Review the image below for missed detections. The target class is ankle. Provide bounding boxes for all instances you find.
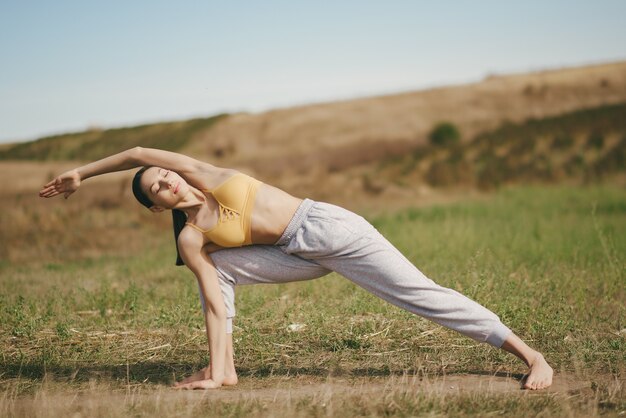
[527,351,544,367]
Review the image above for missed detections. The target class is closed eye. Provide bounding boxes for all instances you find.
[152,170,169,193]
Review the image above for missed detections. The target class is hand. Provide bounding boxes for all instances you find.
[173,367,210,387]
[39,169,81,199]
[174,378,222,390]
[174,363,238,389]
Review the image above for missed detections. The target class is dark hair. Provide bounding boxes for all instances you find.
[132,167,186,266]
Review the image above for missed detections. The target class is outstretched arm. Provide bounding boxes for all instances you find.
[39,147,215,199]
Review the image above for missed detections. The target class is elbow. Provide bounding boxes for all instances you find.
[129,146,144,166]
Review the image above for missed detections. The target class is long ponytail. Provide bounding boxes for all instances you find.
[172,209,187,266]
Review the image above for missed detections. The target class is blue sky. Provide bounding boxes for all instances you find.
[1,1,625,143]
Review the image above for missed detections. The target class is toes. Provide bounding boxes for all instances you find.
[523,379,538,390]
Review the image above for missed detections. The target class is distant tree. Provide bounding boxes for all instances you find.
[429,122,460,147]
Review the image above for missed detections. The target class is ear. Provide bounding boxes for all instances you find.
[149,206,165,213]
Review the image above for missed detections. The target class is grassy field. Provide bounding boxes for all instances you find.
[0,184,624,416]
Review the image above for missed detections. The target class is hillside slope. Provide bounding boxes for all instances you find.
[376,102,626,190]
[184,61,626,175]
[2,61,625,207]
[0,115,226,161]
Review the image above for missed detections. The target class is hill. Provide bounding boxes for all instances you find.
[1,61,625,202]
[183,61,626,175]
[0,115,226,161]
[375,102,626,191]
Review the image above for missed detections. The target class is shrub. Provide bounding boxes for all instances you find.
[585,132,605,150]
[591,135,626,176]
[563,153,586,176]
[429,122,460,147]
[550,135,574,150]
[425,159,472,187]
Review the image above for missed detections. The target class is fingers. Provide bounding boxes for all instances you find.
[173,382,197,390]
[39,188,61,198]
[39,184,58,196]
[40,190,59,198]
[174,376,195,386]
[39,182,70,198]
[173,379,220,390]
[172,367,210,389]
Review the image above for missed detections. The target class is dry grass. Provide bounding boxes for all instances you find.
[0,178,624,416]
[1,61,625,415]
[183,61,626,169]
[2,372,622,417]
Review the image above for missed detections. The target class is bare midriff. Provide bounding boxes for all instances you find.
[249,183,303,244]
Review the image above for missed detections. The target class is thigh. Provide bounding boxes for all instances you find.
[202,245,330,327]
[210,244,332,286]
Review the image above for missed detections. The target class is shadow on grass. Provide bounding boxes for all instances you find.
[0,361,526,386]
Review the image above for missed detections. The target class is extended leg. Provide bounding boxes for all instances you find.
[278,200,552,388]
[278,201,512,347]
[314,229,512,347]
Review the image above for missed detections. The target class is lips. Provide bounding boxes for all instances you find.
[174,182,179,194]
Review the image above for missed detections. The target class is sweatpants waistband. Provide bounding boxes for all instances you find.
[276,198,316,246]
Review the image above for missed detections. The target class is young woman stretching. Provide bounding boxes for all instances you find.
[39,147,553,390]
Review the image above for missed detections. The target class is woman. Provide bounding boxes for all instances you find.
[39,147,553,390]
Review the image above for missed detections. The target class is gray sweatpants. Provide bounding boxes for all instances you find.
[204,199,512,348]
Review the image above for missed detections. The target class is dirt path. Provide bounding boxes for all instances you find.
[9,372,596,408]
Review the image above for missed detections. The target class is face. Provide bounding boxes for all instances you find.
[140,167,189,211]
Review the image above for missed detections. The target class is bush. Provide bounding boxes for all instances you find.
[429,122,460,147]
[585,132,605,150]
[550,135,574,150]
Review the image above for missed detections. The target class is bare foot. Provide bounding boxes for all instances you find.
[522,352,553,390]
[174,367,238,388]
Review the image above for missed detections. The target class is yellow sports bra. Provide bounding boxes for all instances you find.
[185,173,262,247]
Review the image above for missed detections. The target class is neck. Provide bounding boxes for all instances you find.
[172,186,207,219]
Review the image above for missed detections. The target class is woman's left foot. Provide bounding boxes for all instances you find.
[522,352,553,390]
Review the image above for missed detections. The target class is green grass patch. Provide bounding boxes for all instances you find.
[0,184,624,416]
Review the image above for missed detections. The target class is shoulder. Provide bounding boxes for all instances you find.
[177,227,205,265]
[204,168,242,189]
